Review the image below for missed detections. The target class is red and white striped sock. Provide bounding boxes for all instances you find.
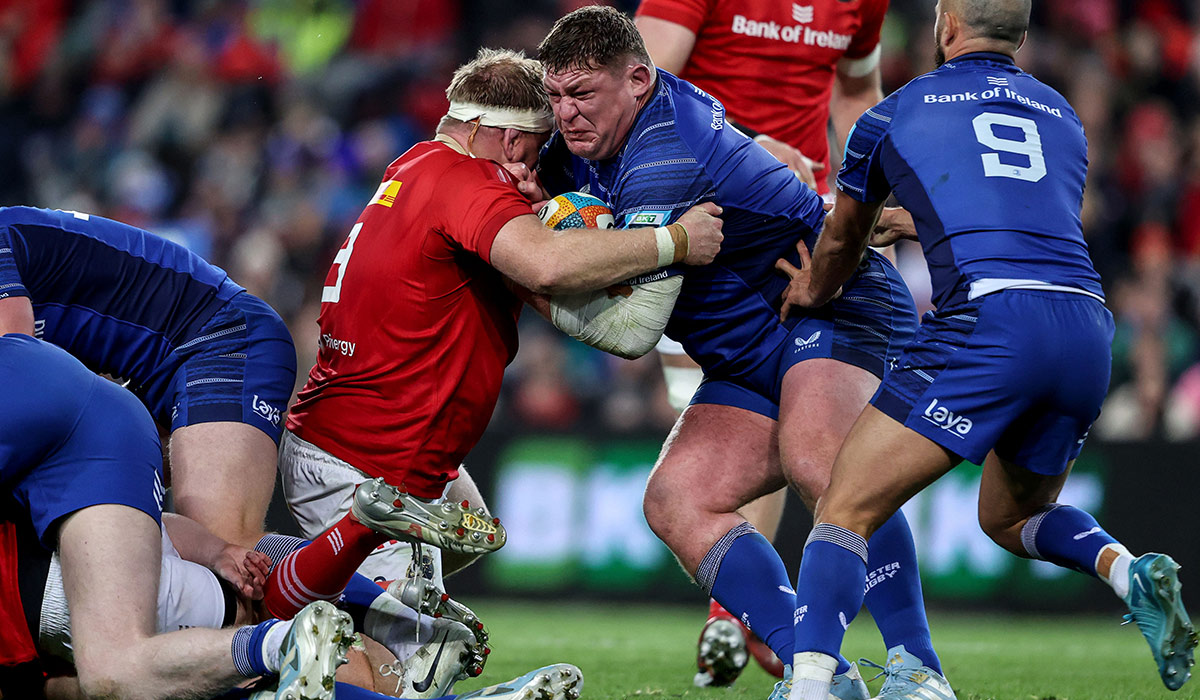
[263,511,387,619]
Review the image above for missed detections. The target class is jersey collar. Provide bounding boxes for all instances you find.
[946,52,1017,66]
[432,133,469,156]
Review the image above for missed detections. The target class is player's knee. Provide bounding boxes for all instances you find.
[977,510,1024,555]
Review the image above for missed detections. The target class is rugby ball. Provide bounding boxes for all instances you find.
[538,191,615,230]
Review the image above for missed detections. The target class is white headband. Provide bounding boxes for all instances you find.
[446,101,554,133]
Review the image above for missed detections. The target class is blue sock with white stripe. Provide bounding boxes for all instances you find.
[862,511,941,673]
[230,618,291,677]
[793,524,868,664]
[699,522,797,664]
[1021,503,1117,577]
[339,572,388,630]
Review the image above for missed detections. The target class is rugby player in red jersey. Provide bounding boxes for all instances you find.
[261,49,723,633]
[634,0,913,686]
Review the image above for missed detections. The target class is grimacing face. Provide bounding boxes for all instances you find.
[544,62,647,161]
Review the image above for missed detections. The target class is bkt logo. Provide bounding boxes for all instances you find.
[922,398,972,437]
[794,331,822,352]
[252,394,281,426]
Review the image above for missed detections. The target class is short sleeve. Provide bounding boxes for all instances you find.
[845,0,889,59]
[436,160,534,264]
[0,227,29,301]
[634,0,714,35]
[836,91,899,203]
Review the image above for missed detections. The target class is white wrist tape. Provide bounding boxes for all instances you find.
[550,276,684,359]
[654,226,676,268]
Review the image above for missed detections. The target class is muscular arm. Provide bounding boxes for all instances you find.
[489,205,719,295]
[635,16,696,75]
[780,191,885,316]
[830,62,884,154]
[0,296,34,335]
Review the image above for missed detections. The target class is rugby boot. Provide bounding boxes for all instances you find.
[457,664,583,700]
[694,607,748,686]
[389,576,491,679]
[860,645,956,700]
[767,663,870,700]
[1121,553,1198,690]
[352,477,506,555]
[378,618,479,699]
[275,601,354,700]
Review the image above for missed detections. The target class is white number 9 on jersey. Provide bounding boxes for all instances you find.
[972,112,1047,183]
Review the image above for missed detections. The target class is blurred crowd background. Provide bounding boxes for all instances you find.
[2,0,1199,441]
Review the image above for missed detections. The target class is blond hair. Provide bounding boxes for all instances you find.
[440,48,549,131]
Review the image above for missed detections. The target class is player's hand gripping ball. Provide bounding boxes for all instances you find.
[538,192,615,230]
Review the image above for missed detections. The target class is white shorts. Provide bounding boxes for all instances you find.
[278,430,443,587]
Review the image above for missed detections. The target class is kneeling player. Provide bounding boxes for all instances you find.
[0,333,347,700]
[779,1,1197,695]
[0,206,297,550]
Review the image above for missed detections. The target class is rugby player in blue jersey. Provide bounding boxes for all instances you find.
[532,7,952,698]
[0,334,347,700]
[0,206,295,549]
[776,0,1198,696]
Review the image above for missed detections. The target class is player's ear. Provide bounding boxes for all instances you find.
[1015,30,1028,53]
[628,62,654,100]
[501,128,522,162]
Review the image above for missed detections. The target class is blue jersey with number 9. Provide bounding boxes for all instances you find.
[837,52,1103,309]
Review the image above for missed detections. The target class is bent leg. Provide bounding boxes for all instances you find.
[170,421,278,548]
[792,406,955,691]
[644,404,796,662]
[60,504,249,700]
[778,359,941,672]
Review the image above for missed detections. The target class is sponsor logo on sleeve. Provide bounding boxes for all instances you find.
[629,211,669,226]
[369,180,403,207]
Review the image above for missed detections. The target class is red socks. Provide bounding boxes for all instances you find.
[263,512,388,619]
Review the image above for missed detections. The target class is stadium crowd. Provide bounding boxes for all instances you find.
[2,0,1199,439]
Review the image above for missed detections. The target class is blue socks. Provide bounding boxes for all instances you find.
[793,524,868,663]
[862,511,941,673]
[700,522,798,664]
[230,619,284,677]
[1021,503,1118,577]
[338,572,388,630]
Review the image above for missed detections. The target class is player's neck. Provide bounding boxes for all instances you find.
[943,37,1017,64]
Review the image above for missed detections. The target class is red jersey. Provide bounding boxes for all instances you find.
[287,139,532,498]
[636,0,888,194]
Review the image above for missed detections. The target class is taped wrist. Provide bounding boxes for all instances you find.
[550,276,684,359]
[653,223,689,267]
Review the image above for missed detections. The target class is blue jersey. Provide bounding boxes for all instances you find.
[540,69,827,377]
[838,53,1103,309]
[0,207,244,390]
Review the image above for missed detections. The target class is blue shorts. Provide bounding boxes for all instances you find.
[0,335,164,548]
[872,290,1115,475]
[692,251,918,420]
[144,292,296,443]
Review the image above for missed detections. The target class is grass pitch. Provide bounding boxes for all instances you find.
[449,602,1197,700]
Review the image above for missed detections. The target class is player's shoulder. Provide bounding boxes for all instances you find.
[626,71,726,160]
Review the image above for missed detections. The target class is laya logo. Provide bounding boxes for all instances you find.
[922,398,972,437]
[630,211,668,226]
[252,394,281,426]
[792,4,814,23]
[794,330,822,352]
